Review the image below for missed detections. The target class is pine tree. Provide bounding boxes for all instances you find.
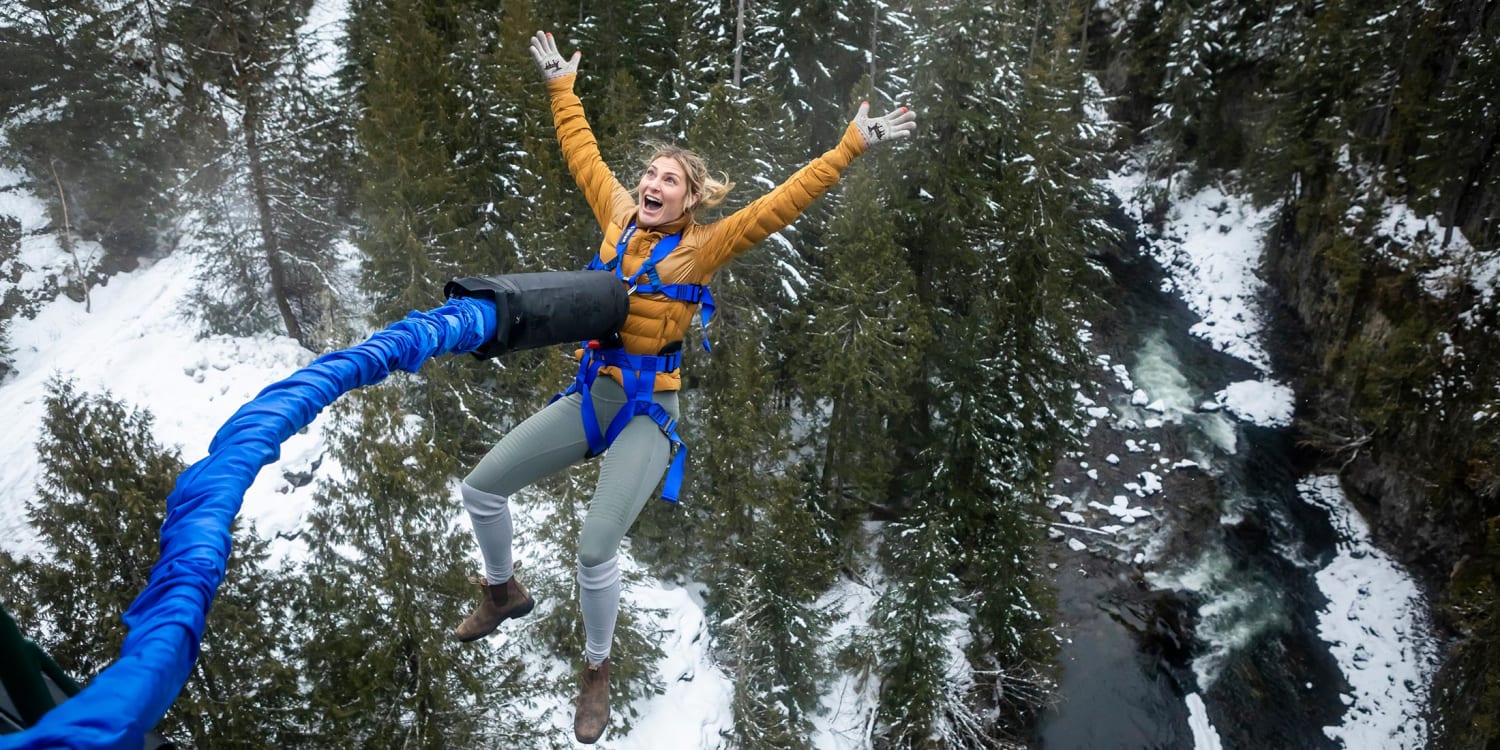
[716,488,837,749]
[870,516,1007,749]
[861,0,1102,741]
[559,0,684,110]
[172,0,351,348]
[0,379,300,745]
[0,1,182,260]
[1140,0,1236,181]
[664,0,736,134]
[0,380,183,676]
[679,323,838,746]
[688,79,810,318]
[1409,0,1500,248]
[294,384,548,747]
[348,0,566,463]
[764,0,892,147]
[788,166,930,554]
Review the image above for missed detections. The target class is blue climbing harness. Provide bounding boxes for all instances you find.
[555,223,716,502]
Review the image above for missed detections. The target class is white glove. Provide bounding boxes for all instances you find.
[852,101,917,148]
[529,31,581,82]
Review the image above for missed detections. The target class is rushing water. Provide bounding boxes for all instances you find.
[1036,247,1356,749]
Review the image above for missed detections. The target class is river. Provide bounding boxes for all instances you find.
[1035,190,1437,749]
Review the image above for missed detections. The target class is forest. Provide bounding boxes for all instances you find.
[0,0,1495,748]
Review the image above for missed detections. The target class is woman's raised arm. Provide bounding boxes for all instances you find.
[529,31,634,231]
[703,101,917,268]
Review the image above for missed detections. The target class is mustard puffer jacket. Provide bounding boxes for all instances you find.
[546,74,868,391]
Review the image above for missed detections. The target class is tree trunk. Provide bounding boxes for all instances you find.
[1446,122,1498,247]
[49,159,90,312]
[734,0,747,88]
[241,84,306,347]
[821,393,843,495]
[142,0,169,80]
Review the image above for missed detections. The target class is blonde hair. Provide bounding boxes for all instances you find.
[640,143,734,217]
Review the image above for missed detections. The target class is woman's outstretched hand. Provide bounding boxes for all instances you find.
[529,31,581,82]
[852,101,917,149]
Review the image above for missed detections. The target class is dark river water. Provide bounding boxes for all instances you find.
[1034,240,1354,750]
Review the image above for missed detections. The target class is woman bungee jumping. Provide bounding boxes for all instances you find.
[453,29,916,744]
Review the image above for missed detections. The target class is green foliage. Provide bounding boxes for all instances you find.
[770,0,888,146]
[872,516,999,750]
[349,0,558,460]
[0,379,181,676]
[560,0,682,108]
[167,530,304,747]
[788,167,929,547]
[0,379,300,745]
[0,2,183,258]
[718,563,828,749]
[857,0,1097,741]
[294,384,546,747]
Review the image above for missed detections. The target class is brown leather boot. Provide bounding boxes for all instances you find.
[452,571,534,642]
[573,658,611,744]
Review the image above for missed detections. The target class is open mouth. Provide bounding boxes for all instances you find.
[643,196,662,211]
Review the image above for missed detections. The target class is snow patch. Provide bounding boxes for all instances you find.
[1107,168,1279,373]
[1216,379,1295,428]
[1299,475,1437,749]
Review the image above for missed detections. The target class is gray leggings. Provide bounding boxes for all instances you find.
[464,377,679,566]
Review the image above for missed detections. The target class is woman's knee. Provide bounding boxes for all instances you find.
[460,481,509,517]
[576,530,619,569]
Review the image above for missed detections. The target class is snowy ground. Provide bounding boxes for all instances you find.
[1298,475,1437,749]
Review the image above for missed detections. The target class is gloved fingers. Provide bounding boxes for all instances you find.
[855,100,871,121]
[534,31,559,57]
[881,107,917,139]
[530,30,579,80]
[880,107,916,128]
[529,31,550,58]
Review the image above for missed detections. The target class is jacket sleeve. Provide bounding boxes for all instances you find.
[699,123,868,270]
[546,75,636,231]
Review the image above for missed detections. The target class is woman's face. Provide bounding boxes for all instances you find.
[636,157,693,227]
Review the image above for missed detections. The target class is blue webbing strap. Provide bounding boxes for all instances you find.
[0,298,498,750]
[588,224,713,351]
[551,346,688,502]
[569,222,707,501]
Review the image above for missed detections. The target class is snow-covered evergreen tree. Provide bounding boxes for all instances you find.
[294,385,550,747]
[174,0,353,349]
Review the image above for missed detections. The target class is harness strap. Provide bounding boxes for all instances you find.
[551,345,688,503]
[589,224,715,352]
[561,222,716,502]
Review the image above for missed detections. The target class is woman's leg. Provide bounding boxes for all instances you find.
[462,393,597,584]
[571,386,679,741]
[575,389,680,665]
[456,392,619,642]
